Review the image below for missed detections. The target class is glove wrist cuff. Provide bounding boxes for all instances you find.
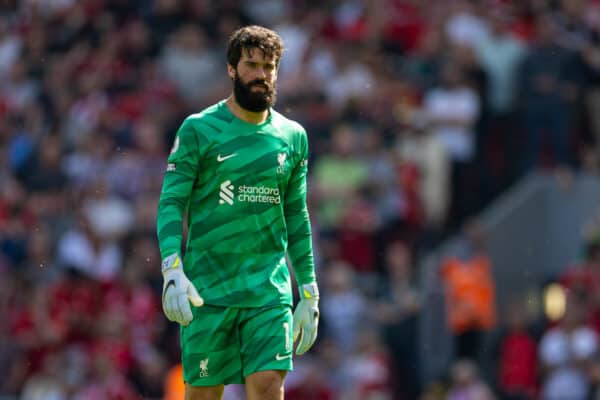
[300,282,319,300]
[161,253,181,274]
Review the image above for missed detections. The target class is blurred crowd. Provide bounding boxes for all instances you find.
[2,0,600,399]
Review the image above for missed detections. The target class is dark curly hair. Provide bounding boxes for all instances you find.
[226,25,284,68]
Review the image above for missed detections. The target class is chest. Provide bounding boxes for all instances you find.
[203,130,295,185]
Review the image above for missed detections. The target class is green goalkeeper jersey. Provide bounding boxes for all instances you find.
[157,100,315,308]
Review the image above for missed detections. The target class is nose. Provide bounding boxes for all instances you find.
[256,66,267,79]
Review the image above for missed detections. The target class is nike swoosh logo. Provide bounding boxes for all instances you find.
[275,353,292,361]
[217,153,237,162]
[162,280,176,302]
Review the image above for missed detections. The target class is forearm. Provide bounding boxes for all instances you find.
[156,194,186,259]
[286,209,316,285]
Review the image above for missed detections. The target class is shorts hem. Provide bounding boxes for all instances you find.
[242,364,293,379]
[184,377,244,386]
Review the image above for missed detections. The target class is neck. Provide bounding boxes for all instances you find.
[226,95,269,124]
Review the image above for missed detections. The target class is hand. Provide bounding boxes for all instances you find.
[161,254,204,326]
[293,282,320,355]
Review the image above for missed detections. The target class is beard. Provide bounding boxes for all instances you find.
[233,73,277,112]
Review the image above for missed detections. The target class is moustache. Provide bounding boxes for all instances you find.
[249,81,270,90]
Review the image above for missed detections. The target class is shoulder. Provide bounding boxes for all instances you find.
[183,101,234,135]
[271,110,309,159]
[271,109,307,138]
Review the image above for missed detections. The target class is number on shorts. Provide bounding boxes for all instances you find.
[283,322,290,351]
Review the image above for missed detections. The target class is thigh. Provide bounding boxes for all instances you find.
[185,383,224,400]
[181,305,243,386]
[239,305,293,378]
[245,370,287,400]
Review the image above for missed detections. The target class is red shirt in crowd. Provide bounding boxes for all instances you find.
[498,331,538,397]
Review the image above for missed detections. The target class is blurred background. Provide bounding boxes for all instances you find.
[3,0,600,399]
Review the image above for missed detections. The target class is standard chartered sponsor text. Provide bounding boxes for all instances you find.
[237,184,281,204]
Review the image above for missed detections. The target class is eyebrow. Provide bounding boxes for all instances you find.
[243,59,277,67]
[242,48,278,65]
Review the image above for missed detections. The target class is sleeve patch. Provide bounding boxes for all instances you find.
[170,136,180,154]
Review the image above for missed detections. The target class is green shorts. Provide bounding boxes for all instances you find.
[180,304,293,386]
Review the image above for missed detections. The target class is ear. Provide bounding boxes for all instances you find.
[227,63,236,80]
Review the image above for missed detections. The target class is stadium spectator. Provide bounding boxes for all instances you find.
[423,60,481,227]
[539,293,599,400]
[517,13,581,171]
[159,24,222,104]
[491,300,539,400]
[560,240,600,334]
[440,219,497,361]
[285,358,335,400]
[312,123,369,233]
[447,358,496,400]
[373,239,422,398]
[320,260,368,353]
[395,113,450,236]
[475,7,525,196]
[336,329,392,400]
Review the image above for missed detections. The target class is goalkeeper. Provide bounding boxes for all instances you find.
[156,25,319,400]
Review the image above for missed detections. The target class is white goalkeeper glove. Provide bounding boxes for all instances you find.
[161,253,204,326]
[293,282,320,355]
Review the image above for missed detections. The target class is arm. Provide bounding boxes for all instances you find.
[285,128,319,355]
[156,118,204,325]
[284,131,316,287]
[157,118,199,259]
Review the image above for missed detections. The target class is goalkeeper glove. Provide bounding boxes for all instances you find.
[293,282,320,355]
[161,253,204,326]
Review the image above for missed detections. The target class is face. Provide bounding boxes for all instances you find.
[228,47,278,112]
